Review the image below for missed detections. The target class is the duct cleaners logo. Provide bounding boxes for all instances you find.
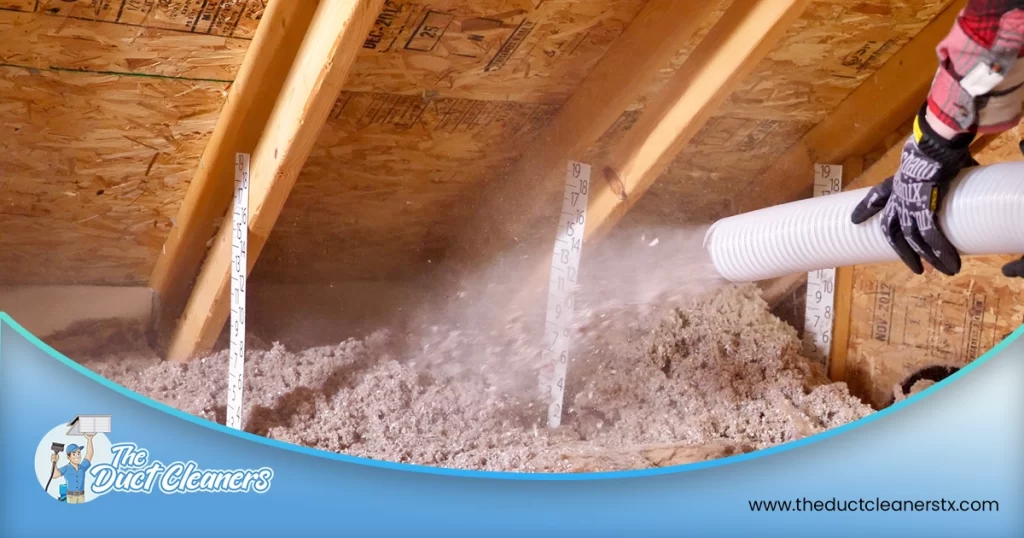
[35,415,274,503]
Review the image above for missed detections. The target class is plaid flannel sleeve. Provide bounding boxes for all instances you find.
[928,0,1024,134]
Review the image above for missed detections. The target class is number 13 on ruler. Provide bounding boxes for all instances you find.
[546,161,590,428]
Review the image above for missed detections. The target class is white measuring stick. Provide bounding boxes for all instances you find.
[545,161,591,428]
[226,153,250,430]
[802,163,843,366]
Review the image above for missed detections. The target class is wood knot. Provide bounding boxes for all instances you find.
[602,166,627,202]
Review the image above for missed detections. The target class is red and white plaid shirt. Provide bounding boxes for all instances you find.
[929,0,1024,134]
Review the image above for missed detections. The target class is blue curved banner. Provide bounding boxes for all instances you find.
[1,311,1021,536]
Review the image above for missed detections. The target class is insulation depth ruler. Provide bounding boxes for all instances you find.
[803,163,843,366]
[545,161,591,428]
[227,153,250,430]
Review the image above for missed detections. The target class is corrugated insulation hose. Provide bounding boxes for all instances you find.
[704,161,1024,282]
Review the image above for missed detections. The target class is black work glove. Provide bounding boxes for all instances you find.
[1003,257,1024,277]
[851,105,977,276]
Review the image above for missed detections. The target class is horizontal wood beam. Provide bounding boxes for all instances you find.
[447,0,719,271]
[733,0,967,214]
[166,0,386,362]
[585,0,811,244]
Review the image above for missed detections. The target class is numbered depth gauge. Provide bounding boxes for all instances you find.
[227,153,250,430]
[545,161,590,428]
[803,164,842,366]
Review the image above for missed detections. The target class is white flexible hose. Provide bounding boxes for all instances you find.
[704,161,1024,282]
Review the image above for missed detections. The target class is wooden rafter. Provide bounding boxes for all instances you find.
[733,0,967,214]
[166,0,386,362]
[500,0,812,313]
[845,132,1005,193]
[149,1,320,327]
[446,0,719,270]
[584,0,812,244]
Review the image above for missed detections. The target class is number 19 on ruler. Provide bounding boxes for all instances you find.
[802,164,842,365]
[545,161,590,428]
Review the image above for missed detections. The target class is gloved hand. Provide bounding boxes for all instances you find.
[1003,257,1024,278]
[851,106,977,276]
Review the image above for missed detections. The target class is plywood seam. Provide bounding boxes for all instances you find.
[0,62,234,84]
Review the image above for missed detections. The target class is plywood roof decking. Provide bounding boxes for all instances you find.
[1,0,958,285]
[847,255,1024,407]
[0,0,252,284]
[1,0,644,284]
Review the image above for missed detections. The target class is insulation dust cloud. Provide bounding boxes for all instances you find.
[46,226,873,473]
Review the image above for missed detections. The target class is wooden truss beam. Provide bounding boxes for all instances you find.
[447,0,719,270]
[845,131,1004,193]
[733,0,967,214]
[584,0,811,244]
[502,0,811,312]
[166,0,385,362]
[149,1,320,327]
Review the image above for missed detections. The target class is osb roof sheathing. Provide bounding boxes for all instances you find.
[0,0,956,285]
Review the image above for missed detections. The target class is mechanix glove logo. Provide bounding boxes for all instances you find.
[850,135,965,276]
